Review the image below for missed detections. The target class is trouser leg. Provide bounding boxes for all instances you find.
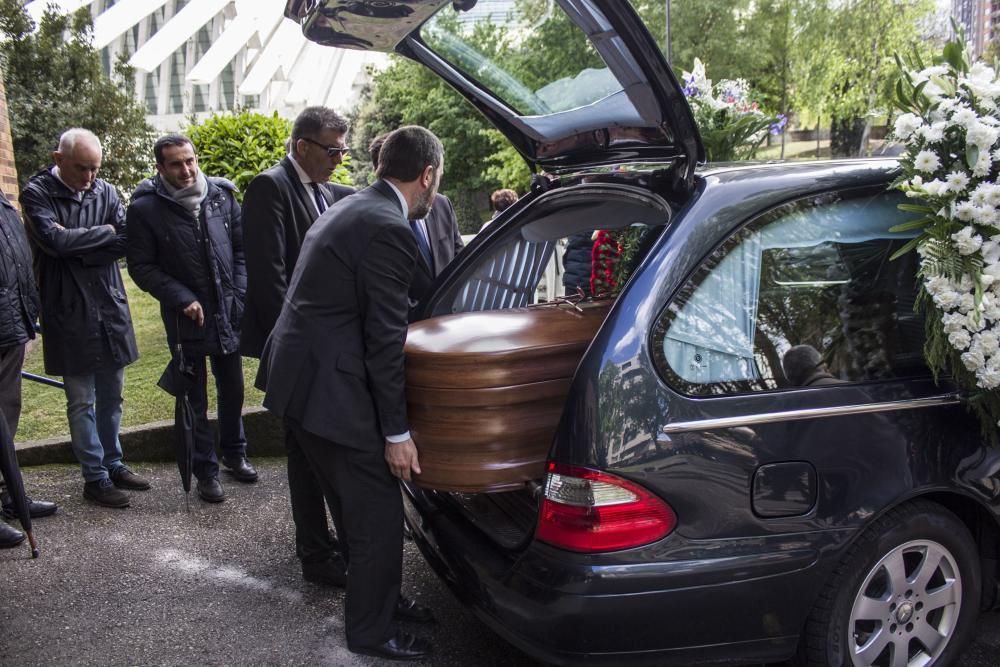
[290,421,402,648]
[0,343,26,438]
[284,424,338,564]
[93,366,125,473]
[186,355,218,481]
[63,374,107,482]
[210,351,246,460]
[0,343,25,495]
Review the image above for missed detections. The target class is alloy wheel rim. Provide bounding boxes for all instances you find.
[848,539,962,667]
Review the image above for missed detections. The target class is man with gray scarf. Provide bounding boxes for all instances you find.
[126,134,254,503]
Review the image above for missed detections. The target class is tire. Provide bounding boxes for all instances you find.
[798,500,981,666]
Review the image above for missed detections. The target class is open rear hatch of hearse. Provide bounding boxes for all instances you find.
[284,0,703,178]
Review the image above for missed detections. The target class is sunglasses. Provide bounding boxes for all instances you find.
[301,136,351,157]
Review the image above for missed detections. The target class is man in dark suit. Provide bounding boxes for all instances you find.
[369,133,463,278]
[241,107,353,586]
[258,126,440,661]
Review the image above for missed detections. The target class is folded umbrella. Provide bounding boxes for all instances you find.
[0,409,37,558]
[157,342,197,509]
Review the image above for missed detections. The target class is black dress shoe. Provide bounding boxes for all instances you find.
[197,477,226,503]
[394,595,435,623]
[302,554,347,587]
[1,492,57,519]
[348,631,432,661]
[222,455,258,483]
[0,521,25,548]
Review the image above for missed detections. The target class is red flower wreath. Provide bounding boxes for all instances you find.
[590,230,622,296]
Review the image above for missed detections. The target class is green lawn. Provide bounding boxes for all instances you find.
[757,138,894,161]
[18,270,265,441]
[758,139,830,160]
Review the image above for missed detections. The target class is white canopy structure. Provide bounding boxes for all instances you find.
[29,0,388,130]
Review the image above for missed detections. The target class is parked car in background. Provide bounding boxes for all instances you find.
[285,1,999,665]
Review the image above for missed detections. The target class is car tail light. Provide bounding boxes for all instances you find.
[536,462,676,553]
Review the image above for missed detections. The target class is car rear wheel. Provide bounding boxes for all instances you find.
[798,500,981,666]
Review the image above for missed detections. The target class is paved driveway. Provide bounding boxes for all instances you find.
[1,459,997,666]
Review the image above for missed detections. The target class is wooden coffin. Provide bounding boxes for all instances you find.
[405,300,612,493]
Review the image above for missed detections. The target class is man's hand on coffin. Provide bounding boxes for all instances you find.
[385,438,422,481]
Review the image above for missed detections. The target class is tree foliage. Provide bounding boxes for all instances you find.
[791,0,935,156]
[186,110,352,202]
[0,0,154,197]
[349,51,514,232]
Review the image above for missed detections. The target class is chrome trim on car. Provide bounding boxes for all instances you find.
[660,394,962,434]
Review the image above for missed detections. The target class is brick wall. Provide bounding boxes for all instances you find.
[0,74,20,210]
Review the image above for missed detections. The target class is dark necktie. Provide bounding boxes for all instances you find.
[310,182,327,214]
[409,219,433,269]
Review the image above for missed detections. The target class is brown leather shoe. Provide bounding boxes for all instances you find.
[109,467,151,491]
[83,479,129,508]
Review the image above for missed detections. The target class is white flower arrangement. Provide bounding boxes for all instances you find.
[890,35,1000,430]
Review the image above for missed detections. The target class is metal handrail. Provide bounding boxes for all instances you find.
[20,371,63,389]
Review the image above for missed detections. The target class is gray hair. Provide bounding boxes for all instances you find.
[375,126,443,182]
[58,128,102,155]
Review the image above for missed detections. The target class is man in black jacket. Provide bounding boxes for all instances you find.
[241,107,352,586]
[126,134,254,504]
[21,128,149,509]
[0,189,56,545]
[241,107,354,356]
[258,126,440,661]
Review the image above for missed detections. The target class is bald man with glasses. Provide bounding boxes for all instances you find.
[242,106,355,588]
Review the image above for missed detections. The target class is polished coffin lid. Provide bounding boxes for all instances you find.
[405,301,611,492]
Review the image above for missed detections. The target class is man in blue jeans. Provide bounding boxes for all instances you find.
[20,128,150,508]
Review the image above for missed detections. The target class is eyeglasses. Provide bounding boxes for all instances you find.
[300,136,350,157]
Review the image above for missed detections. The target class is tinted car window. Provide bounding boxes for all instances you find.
[652,189,930,395]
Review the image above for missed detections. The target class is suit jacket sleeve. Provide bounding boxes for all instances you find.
[445,196,464,255]
[125,203,199,310]
[356,223,419,438]
[243,174,288,332]
[20,186,121,260]
[328,183,355,203]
